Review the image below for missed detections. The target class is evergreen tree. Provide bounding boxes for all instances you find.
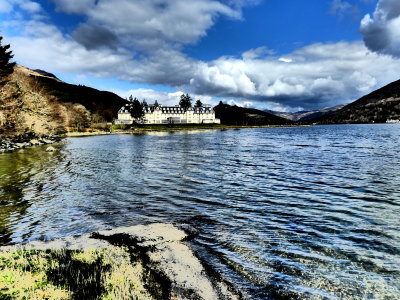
[128,95,134,102]
[129,97,144,120]
[179,93,192,111]
[142,99,148,109]
[154,100,159,107]
[195,99,203,108]
[0,36,16,86]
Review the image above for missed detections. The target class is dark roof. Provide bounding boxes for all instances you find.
[119,104,213,114]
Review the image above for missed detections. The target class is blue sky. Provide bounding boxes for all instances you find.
[1,0,400,111]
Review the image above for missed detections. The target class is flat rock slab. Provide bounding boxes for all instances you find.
[0,223,240,300]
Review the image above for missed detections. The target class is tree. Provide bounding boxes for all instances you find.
[154,100,159,107]
[128,95,134,102]
[0,36,16,86]
[179,93,192,111]
[142,99,148,109]
[128,97,144,121]
[195,99,202,108]
[68,103,91,131]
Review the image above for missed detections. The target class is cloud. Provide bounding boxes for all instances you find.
[330,0,359,20]
[278,57,292,63]
[226,99,253,107]
[189,41,400,109]
[330,0,351,14]
[0,0,12,13]
[52,0,96,14]
[0,0,42,14]
[242,46,275,60]
[360,0,400,57]
[18,0,41,13]
[51,0,241,52]
[73,24,118,50]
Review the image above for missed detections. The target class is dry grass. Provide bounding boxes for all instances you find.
[0,66,101,137]
[0,67,66,137]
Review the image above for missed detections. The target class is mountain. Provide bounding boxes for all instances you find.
[214,102,291,125]
[267,105,345,122]
[314,79,400,124]
[0,65,127,138]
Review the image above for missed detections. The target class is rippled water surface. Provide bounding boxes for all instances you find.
[1,124,400,299]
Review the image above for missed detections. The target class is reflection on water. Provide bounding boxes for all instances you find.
[0,146,65,244]
[1,125,400,299]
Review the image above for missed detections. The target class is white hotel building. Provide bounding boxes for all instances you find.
[116,104,220,125]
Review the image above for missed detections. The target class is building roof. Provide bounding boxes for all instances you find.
[119,104,213,114]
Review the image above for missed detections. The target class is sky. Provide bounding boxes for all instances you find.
[1,0,400,112]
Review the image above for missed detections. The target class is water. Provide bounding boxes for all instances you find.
[1,124,400,299]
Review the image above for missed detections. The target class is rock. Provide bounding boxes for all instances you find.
[41,139,54,144]
[29,139,41,146]
[45,146,56,152]
[0,223,241,300]
[15,143,28,149]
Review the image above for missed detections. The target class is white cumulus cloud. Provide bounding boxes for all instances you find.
[189,41,400,109]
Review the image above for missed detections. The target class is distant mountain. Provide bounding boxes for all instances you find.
[267,105,345,122]
[313,79,400,124]
[214,103,291,125]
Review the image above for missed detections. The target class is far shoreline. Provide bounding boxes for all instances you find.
[65,123,312,137]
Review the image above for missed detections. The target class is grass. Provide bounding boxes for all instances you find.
[0,247,154,299]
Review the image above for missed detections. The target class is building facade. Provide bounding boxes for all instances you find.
[116,104,220,124]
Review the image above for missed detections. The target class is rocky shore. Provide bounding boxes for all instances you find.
[0,223,242,300]
[0,135,60,153]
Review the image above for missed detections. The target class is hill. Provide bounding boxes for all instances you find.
[313,79,400,124]
[267,105,345,122]
[0,65,127,139]
[214,102,291,125]
[26,67,127,122]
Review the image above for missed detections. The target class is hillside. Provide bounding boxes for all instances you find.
[26,68,127,122]
[314,79,400,124]
[214,102,291,125]
[0,65,127,138]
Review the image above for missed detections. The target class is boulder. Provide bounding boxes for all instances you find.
[45,146,56,152]
[15,143,28,149]
[29,139,42,146]
[41,139,54,144]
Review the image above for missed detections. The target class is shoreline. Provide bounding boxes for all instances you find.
[0,223,243,300]
[66,123,311,137]
[0,135,60,153]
